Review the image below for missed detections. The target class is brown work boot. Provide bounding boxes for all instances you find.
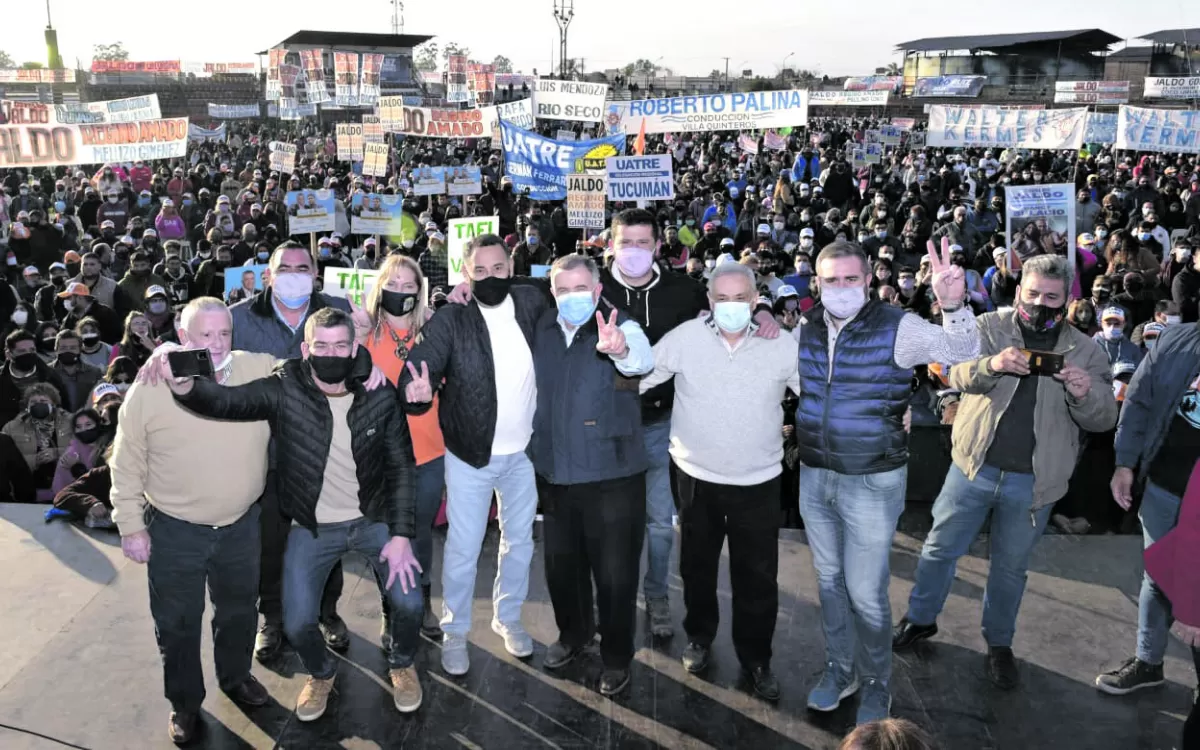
[390,666,423,713]
[296,676,336,722]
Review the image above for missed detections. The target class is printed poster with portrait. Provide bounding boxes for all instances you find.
[1004,183,1076,273]
[225,263,269,303]
[446,166,482,196]
[412,166,447,196]
[284,189,337,234]
[349,192,405,235]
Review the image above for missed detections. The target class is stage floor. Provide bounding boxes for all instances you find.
[0,503,1195,750]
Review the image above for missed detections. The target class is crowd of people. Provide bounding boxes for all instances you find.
[2,112,1200,748]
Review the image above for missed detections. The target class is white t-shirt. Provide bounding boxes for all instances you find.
[478,295,536,456]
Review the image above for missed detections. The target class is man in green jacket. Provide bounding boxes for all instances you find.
[892,254,1118,689]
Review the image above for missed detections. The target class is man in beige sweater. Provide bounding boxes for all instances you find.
[111,297,275,745]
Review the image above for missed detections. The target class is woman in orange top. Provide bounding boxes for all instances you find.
[361,254,446,641]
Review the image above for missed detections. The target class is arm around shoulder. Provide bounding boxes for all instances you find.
[173,371,282,422]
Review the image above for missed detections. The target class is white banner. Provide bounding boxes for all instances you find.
[207,103,261,119]
[323,268,379,307]
[1144,77,1200,100]
[926,105,1086,150]
[567,173,605,228]
[86,94,162,123]
[3,95,160,126]
[269,141,297,173]
[531,78,609,122]
[809,90,889,107]
[334,52,360,107]
[447,216,498,280]
[1053,80,1129,104]
[1115,105,1200,153]
[362,142,388,177]
[605,90,809,134]
[0,118,189,167]
[379,98,495,138]
[336,123,363,161]
[362,115,384,143]
[605,155,674,202]
[359,53,383,106]
[491,99,535,129]
[188,123,226,142]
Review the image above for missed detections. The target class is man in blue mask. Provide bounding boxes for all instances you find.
[527,254,652,695]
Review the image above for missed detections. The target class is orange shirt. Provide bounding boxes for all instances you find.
[365,324,446,466]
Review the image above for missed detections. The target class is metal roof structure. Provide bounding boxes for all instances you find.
[1136,29,1200,45]
[895,29,1121,53]
[1106,46,1155,61]
[261,31,433,54]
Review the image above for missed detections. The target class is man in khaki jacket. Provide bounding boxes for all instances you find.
[892,254,1117,689]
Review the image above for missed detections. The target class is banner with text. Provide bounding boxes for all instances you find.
[491,99,535,129]
[0,117,189,167]
[447,55,469,103]
[269,141,297,173]
[362,115,384,143]
[500,121,625,200]
[278,102,317,121]
[0,68,74,83]
[334,52,360,107]
[381,100,496,138]
[1144,77,1200,100]
[926,105,1087,149]
[605,90,809,134]
[412,167,447,196]
[187,123,225,142]
[323,268,379,307]
[567,173,605,228]
[1084,112,1117,144]
[447,216,498,279]
[266,49,285,100]
[336,123,363,161]
[285,189,336,234]
[300,49,329,104]
[91,60,179,74]
[763,131,787,151]
[606,155,674,202]
[1004,183,1076,272]
[1053,80,1130,104]
[913,76,986,98]
[446,166,482,196]
[359,53,383,106]
[531,79,609,123]
[737,133,758,154]
[810,90,889,107]
[2,95,160,126]
[844,76,902,92]
[1115,105,1200,153]
[207,103,260,119]
[349,192,404,235]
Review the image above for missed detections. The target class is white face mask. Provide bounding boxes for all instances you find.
[1165,315,1182,326]
[10,310,28,326]
[820,285,867,320]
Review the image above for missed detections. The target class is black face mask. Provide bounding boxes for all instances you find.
[1125,279,1145,295]
[309,354,355,384]
[29,402,53,420]
[57,352,80,366]
[473,276,512,307]
[11,351,39,371]
[75,427,101,444]
[381,289,418,317]
[81,333,100,347]
[1017,300,1065,333]
[1093,288,1111,303]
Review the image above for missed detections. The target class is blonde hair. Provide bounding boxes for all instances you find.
[366,254,428,339]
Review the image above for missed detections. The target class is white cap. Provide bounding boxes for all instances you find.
[719,237,735,247]
[800,228,815,238]
[716,252,736,265]
[756,223,771,234]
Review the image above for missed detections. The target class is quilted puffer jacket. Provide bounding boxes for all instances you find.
[173,347,416,538]
[400,285,550,469]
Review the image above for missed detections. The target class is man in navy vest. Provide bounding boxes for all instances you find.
[530,254,654,696]
[797,238,979,725]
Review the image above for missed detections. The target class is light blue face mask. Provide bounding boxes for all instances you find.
[556,290,597,326]
[713,301,752,333]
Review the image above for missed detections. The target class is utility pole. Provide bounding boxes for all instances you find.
[45,0,63,103]
[722,57,730,92]
[553,0,574,79]
[390,0,404,34]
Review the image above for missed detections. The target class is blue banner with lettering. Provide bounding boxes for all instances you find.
[500,121,625,200]
[1084,112,1117,144]
[913,76,986,98]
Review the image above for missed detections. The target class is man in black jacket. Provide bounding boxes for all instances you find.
[0,329,70,426]
[400,233,549,677]
[164,307,425,721]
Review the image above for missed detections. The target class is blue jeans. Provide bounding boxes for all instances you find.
[282,517,423,676]
[642,418,674,600]
[799,465,906,684]
[1138,479,1183,664]
[441,450,538,638]
[906,463,1052,648]
[414,457,446,588]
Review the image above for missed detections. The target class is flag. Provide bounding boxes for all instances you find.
[633,118,646,156]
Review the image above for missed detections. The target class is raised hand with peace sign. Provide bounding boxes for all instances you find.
[347,296,374,341]
[595,310,628,359]
[926,236,967,310]
[404,360,433,403]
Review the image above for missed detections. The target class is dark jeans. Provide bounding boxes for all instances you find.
[282,518,424,676]
[673,462,780,667]
[258,469,342,627]
[146,504,261,714]
[540,472,646,669]
[414,457,446,588]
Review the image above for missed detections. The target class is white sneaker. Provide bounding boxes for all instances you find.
[441,634,470,676]
[491,620,533,658]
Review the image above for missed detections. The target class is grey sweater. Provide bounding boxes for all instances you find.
[641,318,800,486]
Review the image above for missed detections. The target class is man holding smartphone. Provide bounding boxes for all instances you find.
[893,254,1117,690]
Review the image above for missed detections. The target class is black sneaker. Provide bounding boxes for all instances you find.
[682,642,710,674]
[892,617,938,651]
[599,668,630,696]
[1095,657,1165,695]
[254,623,283,663]
[746,665,780,702]
[320,614,350,652]
[544,641,584,670]
[986,647,1019,690]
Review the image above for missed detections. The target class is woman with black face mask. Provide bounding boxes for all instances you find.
[2,383,73,496]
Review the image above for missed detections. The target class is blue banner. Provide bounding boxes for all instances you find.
[1084,112,1117,144]
[284,189,337,234]
[349,192,406,236]
[500,121,624,200]
[913,76,986,98]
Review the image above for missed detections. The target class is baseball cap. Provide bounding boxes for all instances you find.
[363,237,378,247]
[216,195,230,204]
[776,284,799,300]
[431,232,446,242]
[251,203,263,211]
[58,282,92,299]
[92,382,121,406]
[1101,306,1126,323]
[49,262,67,272]
[64,250,82,263]
[1078,232,1095,246]
[992,247,1009,259]
[161,198,174,207]
[716,252,736,265]
[425,221,438,231]
[719,238,735,247]
[1143,321,1166,339]
[756,223,770,234]
[100,219,115,229]
[703,221,716,231]
[799,228,815,238]
[22,265,39,277]
[729,187,740,198]
[142,228,157,238]
[318,236,334,246]
[145,285,168,300]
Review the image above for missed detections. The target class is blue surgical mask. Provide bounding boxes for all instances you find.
[556,291,597,326]
[1138,232,1152,241]
[713,301,752,333]
[528,236,539,245]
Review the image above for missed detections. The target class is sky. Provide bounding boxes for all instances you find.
[4,0,1199,79]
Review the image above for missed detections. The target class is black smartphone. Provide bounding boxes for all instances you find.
[1022,349,1064,377]
[167,349,215,379]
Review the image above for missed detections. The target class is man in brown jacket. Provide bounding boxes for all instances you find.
[892,254,1118,689]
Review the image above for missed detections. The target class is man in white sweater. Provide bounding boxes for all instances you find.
[639,262,799,702]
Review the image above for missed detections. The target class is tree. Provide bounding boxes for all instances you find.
[621,59,659,77]
[0,50,15,69]
[20,61,44,69]
[885,62,901,76]
[441,42,470,66]
[491,55,513,74]
[414,41,438,71]
[92,42,129,62]
[708,69,722,79]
